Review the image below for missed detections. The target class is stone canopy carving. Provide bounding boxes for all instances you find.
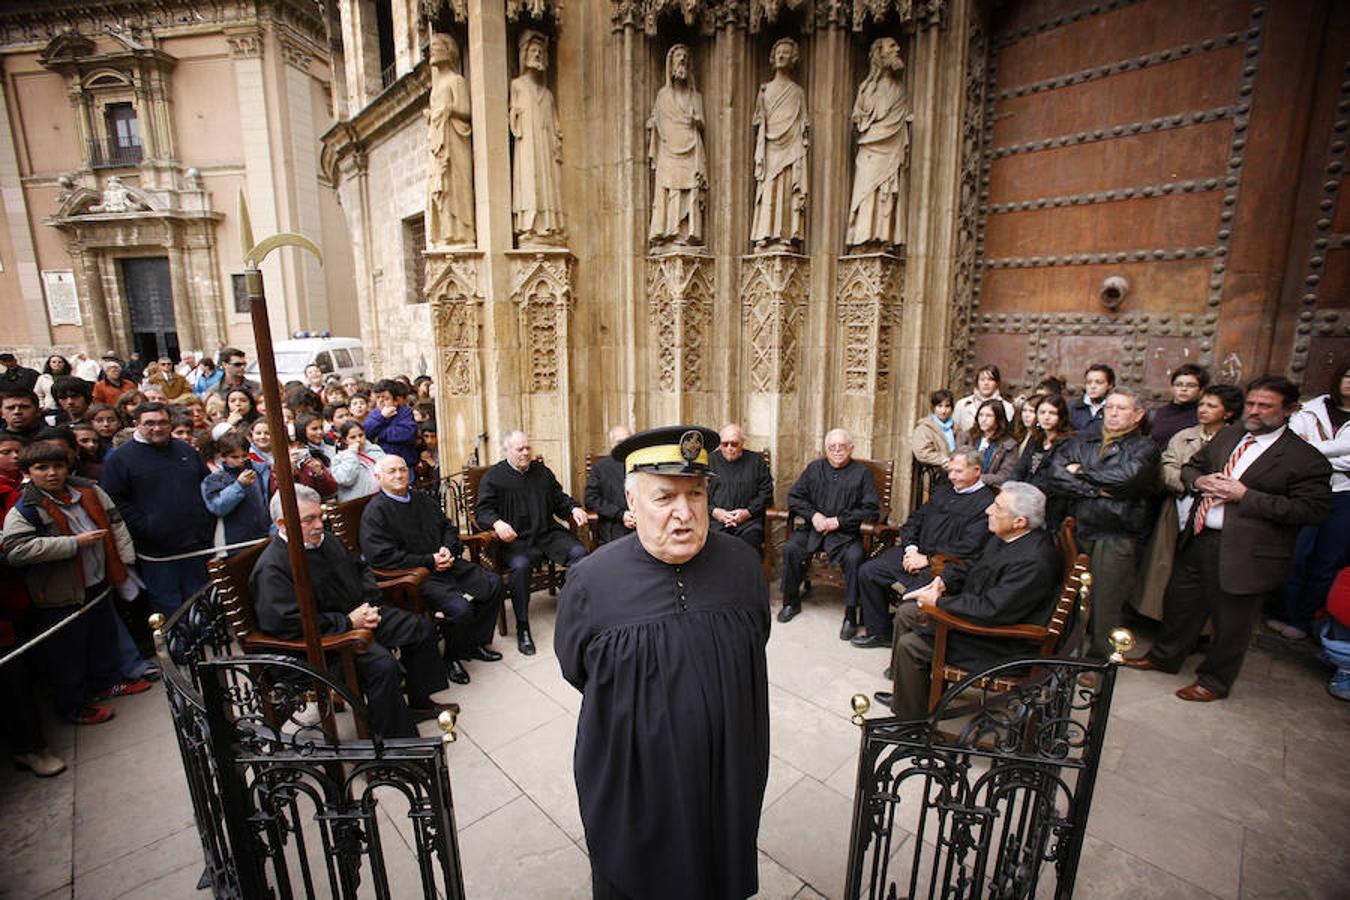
[751,38,808,251]
[847,36,913,250]
[426,33,475,248]
[648,44,707,250]
[509,30,566,248]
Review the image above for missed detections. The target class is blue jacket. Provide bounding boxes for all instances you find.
[201,460,272,547]
[100,437,214,557]
[363,405,418,469]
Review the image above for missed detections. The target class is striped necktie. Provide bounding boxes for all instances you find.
[1193,435,1256,534]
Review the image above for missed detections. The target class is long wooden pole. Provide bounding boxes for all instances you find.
[244,268,326,674]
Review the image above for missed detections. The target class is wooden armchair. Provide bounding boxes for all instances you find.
[765,457,896,591]
[923,516,1091,712]
[207,541,375,738]
[462,457,581,636]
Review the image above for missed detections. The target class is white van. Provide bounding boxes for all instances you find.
[246,336,365,386]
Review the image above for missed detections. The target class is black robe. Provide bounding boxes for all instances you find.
[584,455,632,544]
[937,528,1061,671]
[708,449,774,546]
[475,459,580,561]
[896,483,993,558]
[360,489,463,569]
[555,532,771,900]
[786,457,880,556]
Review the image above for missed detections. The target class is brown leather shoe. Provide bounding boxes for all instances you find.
[1121,656,1158,670]
[1175,682,1221,702]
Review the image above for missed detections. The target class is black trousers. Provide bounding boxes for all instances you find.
[781,533,865,608]
[713,520,765,556]
[419,559,505,659]
[857,545,935,638]
[1145,530,1266,697]
[357,606,448,739]
[501,532,586,625]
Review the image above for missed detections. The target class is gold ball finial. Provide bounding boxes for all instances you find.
[850,693,870,726]
[437,709,458,743]
[1107,627,1135,664]
[148,612,165,634]
[1079,572,1093,588]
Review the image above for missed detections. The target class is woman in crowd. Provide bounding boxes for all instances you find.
[112,390,147,427]
[34,355,71,410]
[211,387,258,439]
[91,360,136,406]
[70,422,104,480]
[965,398,1019,489]
[1014,394,1042,455]
[330,420,386,501]
[203,392,227,426]
[1135,383,1243,620]
[295,414,332,467]
[193,357,223,396]
[952,364,1016,434]
[86,404,121,458]
[1012,393,1075,527]
[910,389,956,491]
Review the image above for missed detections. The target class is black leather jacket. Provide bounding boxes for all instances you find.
[1049,430,1160,540]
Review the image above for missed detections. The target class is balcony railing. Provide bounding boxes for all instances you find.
[88,137,143,168]
[380,60,397,89]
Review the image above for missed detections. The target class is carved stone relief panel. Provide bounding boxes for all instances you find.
[948,12,986,390]
[509,252,574,393]
[426,252,483,396]
[646,253,714,393]
[835,252,902,395]
[740,252,808,393]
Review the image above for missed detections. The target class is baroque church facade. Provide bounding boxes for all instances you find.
[321,0,1349,500]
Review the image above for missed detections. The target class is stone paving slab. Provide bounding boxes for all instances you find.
[1,590,1346,899]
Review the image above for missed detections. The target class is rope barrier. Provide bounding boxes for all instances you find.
[137,537,268,563]
[0,586,110,669]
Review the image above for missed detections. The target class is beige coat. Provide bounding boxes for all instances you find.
[910,416,953,469]
[1134,424,1216,620]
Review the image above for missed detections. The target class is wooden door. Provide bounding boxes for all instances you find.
[964,0,1340,399]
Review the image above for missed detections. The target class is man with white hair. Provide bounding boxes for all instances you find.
[252,485,457,738]
[779,428,880,636]
[584,424,635,545]
[874,481,1061,718]
[361,455,504,684]
[556,426,769,899]
[475,430,588,655]
[708,423,774,554]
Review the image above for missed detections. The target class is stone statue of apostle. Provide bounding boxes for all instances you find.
[846,36,913,251]
[426,33,475,247]
[509,30,566,248]
[648,44,707,250]
[751,38,809,251]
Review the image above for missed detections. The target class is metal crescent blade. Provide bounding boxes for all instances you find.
[244,232,324,269]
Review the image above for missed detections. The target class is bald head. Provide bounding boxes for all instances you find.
[373,453,410,495]
[718,423,745,462]
[825,428,853,469]
[608,424,633,449]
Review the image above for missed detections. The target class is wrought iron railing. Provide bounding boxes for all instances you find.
[152,573,466,898]
[88,136,143,168]
[843,649,1125,899]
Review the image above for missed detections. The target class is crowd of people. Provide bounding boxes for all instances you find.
[0,343,1346,783]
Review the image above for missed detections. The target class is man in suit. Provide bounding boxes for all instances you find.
[873,481,1061,718]
[1125,375,1333,701]
[850,448,992,649]
[779,428,880,638]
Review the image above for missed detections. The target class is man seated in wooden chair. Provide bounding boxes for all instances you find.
[874,481,1060,718]
[584,425,634,546]
[362,455,504,684]
[851,448,993,649]
[779,428,880,637]
[709,423,774,556]
[252,485,457,738]
[475,430,589,655]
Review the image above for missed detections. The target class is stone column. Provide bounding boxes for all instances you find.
[279,36,328,332]
[164,229,201,352]
[834,251,904,460]
[69,241,113,353]
[646,251,715,426]
[427,250,486,467]
[739,251,808,488]
[508,249,575,476]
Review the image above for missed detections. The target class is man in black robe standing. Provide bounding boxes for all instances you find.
[874,481,1061,718]
[252,485,456,738]
[475,430,589,655]
[584,425,634,545]
[851,448,992,648]
[556,426,770,900]
[361,455,504,683]
[708,423,774,555]
[780,428,880,638]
